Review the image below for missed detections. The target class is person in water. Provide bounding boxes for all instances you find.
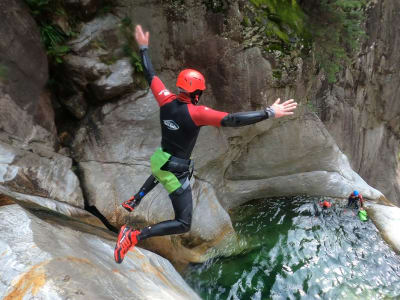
[319,199,332,209]
[114,25,298,264]
[347,190,364,209]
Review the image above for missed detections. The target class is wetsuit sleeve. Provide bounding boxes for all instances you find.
[221,107,275,127]
[188,105,229,127]
[139,46,155,85]
[139,46,176,107]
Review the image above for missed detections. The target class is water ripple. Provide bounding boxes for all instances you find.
[185,196,400,299]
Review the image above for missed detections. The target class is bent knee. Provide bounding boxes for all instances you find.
[176,218,191,233]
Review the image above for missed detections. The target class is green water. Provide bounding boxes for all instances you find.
[184,196,400,299]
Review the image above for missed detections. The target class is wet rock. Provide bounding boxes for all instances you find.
[0,204,201,300]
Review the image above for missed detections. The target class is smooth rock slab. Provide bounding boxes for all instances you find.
[0,205,201,300]
[367,202,400,254]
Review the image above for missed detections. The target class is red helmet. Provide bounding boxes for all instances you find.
[176,69,206,93]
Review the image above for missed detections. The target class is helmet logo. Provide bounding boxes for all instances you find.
[163,120,179,130]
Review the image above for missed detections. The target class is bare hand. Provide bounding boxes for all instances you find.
[271,98,297,118]
[135,25,149,47]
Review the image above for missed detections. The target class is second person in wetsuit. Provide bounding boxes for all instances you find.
[114,25,298,263]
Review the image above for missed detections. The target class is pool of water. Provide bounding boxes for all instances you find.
[184,196,400,299]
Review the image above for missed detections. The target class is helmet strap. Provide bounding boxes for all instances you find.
[190,90,202,105]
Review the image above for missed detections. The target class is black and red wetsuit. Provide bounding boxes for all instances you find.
[347,193,364,209]
[129,46,275,241]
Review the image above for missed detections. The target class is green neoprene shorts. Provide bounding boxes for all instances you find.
[150,148,182,194]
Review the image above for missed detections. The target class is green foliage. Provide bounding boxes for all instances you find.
[119,17,144,74]
[244,0,309,54]
[0,64,8,80]
[242,0,367,83]
[302,0,367,82]
[23,0,75,64]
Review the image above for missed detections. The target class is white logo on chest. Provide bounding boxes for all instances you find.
[163,120,179,130]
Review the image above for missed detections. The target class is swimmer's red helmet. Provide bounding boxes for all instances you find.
[176,69,206,93]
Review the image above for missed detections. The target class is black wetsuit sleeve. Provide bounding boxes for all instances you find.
[139,46,155,85]
[221,107,275,127]
[134,175,158,202]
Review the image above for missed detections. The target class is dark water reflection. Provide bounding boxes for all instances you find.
[184,196,400,299]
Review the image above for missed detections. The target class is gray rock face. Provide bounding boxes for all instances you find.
[316,0,400,205]
[0,141,84,210]
[90,58,134,101]
[0,0,85,216]
[0,0,56,149]
[218,112,383,209]
[0,204,201,300]
[64,14,136,103]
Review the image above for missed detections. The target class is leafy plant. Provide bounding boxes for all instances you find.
[301,0,367,82]
[23,0,76,63]
[244,0,309,54]
[119,17,144,74]
[0,64,8,80]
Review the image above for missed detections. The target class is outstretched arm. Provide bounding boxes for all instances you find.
[122,175,159,212]
[222,98,297,127]
[190,98,297,127]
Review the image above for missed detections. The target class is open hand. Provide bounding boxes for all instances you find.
[135,25,149,47]
[271,98,297,118]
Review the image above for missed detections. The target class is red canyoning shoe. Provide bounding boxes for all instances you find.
[114,225,140,264]
[122,196,138,212]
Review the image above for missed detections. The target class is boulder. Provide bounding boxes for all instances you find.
[68,14,121,55]
[90,58,134,101]
[0,141,84,210]
[0,204,201,300]
[64,14,136,102]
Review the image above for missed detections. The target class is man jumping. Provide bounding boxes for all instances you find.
[114,25,298,263]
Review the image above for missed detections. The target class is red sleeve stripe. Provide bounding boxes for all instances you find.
[150,76,176,107]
